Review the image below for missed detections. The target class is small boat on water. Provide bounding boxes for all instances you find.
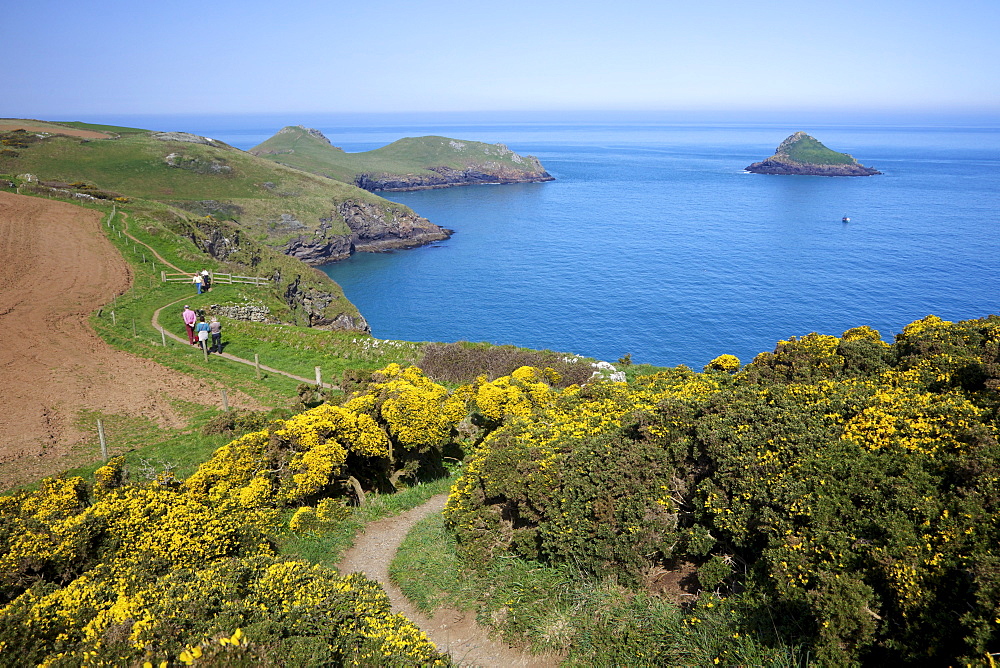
[842,214,851,223]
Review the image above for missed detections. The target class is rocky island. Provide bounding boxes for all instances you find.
[251,126,554,191]
[746,131,881,176]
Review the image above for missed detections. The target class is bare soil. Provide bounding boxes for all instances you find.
[0,119,111,139]
[0,192,256,488]
[338,494,562,667]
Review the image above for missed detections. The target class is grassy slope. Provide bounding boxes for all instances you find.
[252,126,542,181]
[0,123,423,241]
[0,196,426,490]
[781,133,856,165]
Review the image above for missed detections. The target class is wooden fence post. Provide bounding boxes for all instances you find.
[255,354,261,380]
[221,389,229,412]
[111,311,116,326]
[97,420,108,461]
[161,328,166,346]
[315,366,322,387]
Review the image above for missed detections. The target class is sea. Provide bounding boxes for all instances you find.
[76,111,1000,368]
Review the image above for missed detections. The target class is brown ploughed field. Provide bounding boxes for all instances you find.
[0,192,248,488]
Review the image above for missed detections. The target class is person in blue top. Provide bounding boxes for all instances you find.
[195,316,211,350]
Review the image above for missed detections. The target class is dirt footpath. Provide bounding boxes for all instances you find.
[338,494,561,668]
[0,192,252,488]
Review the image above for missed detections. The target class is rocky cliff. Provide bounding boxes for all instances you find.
[355,157,554,191]
[746,132,881,176]
[181,214,371,333]
[339,199,452,251]
[279,200,452,263]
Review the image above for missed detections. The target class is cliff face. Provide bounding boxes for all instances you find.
[339,199,452,251]
[746,156,881,176]
[746,132,881,176]
[283,219,355,264]
[282,273,370,331]
[280,200,451,263]
[355,160,554,191]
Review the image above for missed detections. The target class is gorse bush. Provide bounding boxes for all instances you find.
[0,368,460,666]
[186,363,468,507]
[445,316,1000,666]
[0,474,446,665]
[5,317,1000,666]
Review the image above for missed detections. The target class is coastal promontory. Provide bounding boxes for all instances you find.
[746,131,881,176]
[250,126,554,191]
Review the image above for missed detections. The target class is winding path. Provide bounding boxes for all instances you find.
[0,192,546,663]
[337,494,560,667]
[118,206,553,665]
[114,211,333,388]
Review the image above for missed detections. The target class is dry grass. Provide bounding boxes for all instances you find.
[419,342,595,387]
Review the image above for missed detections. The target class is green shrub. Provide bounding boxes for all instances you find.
[443,316,1000,666]
[419,341,594,387]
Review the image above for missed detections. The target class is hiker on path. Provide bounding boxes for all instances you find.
[192,273,204,294]
[182,305,197,344]
[200,269,211,291]
[195,316,211,351]
[209,316,223,353]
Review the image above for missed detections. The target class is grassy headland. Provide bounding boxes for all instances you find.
[251,125,553,190]
[0,121,448,265]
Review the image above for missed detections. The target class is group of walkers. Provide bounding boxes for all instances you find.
[192,269,211,294]
[184,269,221,351]
[182,305,223,353]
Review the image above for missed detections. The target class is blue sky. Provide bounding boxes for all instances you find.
[4,0,998,117]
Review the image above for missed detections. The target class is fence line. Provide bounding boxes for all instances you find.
[160,271,269,287]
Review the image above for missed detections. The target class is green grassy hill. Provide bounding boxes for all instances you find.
[0,121,448,261]
[251,125,553,190]
[777,131,856,165]
[0,122,393,329]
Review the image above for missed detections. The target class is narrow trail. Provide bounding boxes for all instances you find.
[150,296,331,388]
[337,494,561,667]
[121,209,547,663]
[116,211,333,389]
[8,199,542,661]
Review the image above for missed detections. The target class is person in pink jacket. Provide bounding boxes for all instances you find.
[182,305,197,344]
